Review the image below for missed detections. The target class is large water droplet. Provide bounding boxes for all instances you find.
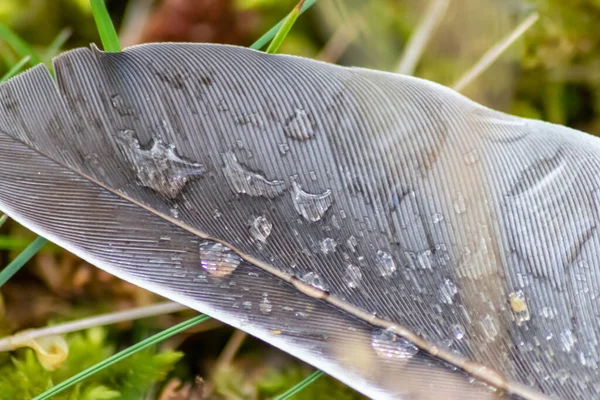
[291,181,333,222]
[222,152,285,198]
[259,293,272,315]
[115,130,205,199]
[438,278,457,304]
[249,215,272,243]
[320,238,337,254]
[199,241,241,277]
[301,271,328,291]
[509,290,530,326]
[453,194,467,214]
[371,329,418,359]
[284,108,316,140]
[343,264,362,289]
[375,250,396,277]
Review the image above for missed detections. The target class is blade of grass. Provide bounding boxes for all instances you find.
[274,370,324,400]
[266,0,306,54]
[0,56,30,83]
[251,0,317,50]
[44,28,73,62]
[0,215,7,228]
[33,314,210,400]
[0,24,41,66]
[452,12,539,92]
[0,236,47,287]
[90,0,121,52]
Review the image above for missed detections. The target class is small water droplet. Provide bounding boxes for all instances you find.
[213,209,222,219]
[249,215,272,243]
[438,278,457,304]
[199,241,241,277]
[464,149,480,165]
[346,236,358,252]
[560,329,576,352]
[309,171,318,181]
[292,181,333,222]
[375,250,396,277]
[222,152,285,198]
[110,94,133,116]
[217,98,229,111]
[452,324,465,340]
[301,272,328,291]
[343,264,362,289]
[115,130,205,199]
[278,142,290,155]
[509,290,530,326]
[431,213,444,224]
[320,238,337,254]
[542,306,556,319]
[371,329,418,359]
[417,250,433,270]
[259,293,272,315]
[242,301,252,309]
[284,108,316,140]
[170,206,180,218]
[453,194,467,214]
[480,314,498,341]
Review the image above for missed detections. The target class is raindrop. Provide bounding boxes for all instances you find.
[452,324,465,341]
[438,278,457,304]
[463,149,480,165]
[249,215,272,243]
[301,272,328,291]
[371,329,418,359]
[509,290,531,326]
[453,194,467,214]
[199,241,241,277]
[320,238,337,254]
[291,181,333,222]
[560,329,576,352]
[110,94,133,116]
[259,293,272,315]
[375,250,396,277]
[343,264,362,289]
[222,152,285,198]
[431,213,444,224]
[284,108,316,140]
[115,130,205,199]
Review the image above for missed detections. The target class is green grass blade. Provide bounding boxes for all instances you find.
[0,23,41,66]
[251,0,318,50]
[90,0,121,52]
[0,56,30,83]
[274,370,324,400]
[0,215,7,228]
[0,236,47,287]
[266,0,306,54]
[44,28,73,62]
[33,314,210,400]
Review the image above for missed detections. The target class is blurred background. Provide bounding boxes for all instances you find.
[1,0,599,398]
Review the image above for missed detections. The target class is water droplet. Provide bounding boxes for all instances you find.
[480,314,498,341]
[199,241,241,277]
[371,329,418,359]
[278,142,290,155]
[217,98,229,111]
[343,264,362,289]
[110,94,133,116]
[464,149,480,165]
[560,329,576,352]
[509,290,530,326]
[213,209,222,219]
[453,194,467,214]
[309,171,318,181]
[346,236,358,252]
[431,213,444,224]
[222,152,285,198]
[542,306,556,319]
[259,293,272,315]
[249,215,272,243]
[242,301,252,309]
[439,278,457,304]
[170,206,180,219]
[417,250,433,270]
[452,324,465,340]
[375,250,396,277]
[291,181,333,222]
[301,272,328,291]
[320,238,337,254]
[284,108,316,140]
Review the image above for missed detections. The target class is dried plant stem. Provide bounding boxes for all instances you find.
[453,12,539,92]
[0,301,187,351]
